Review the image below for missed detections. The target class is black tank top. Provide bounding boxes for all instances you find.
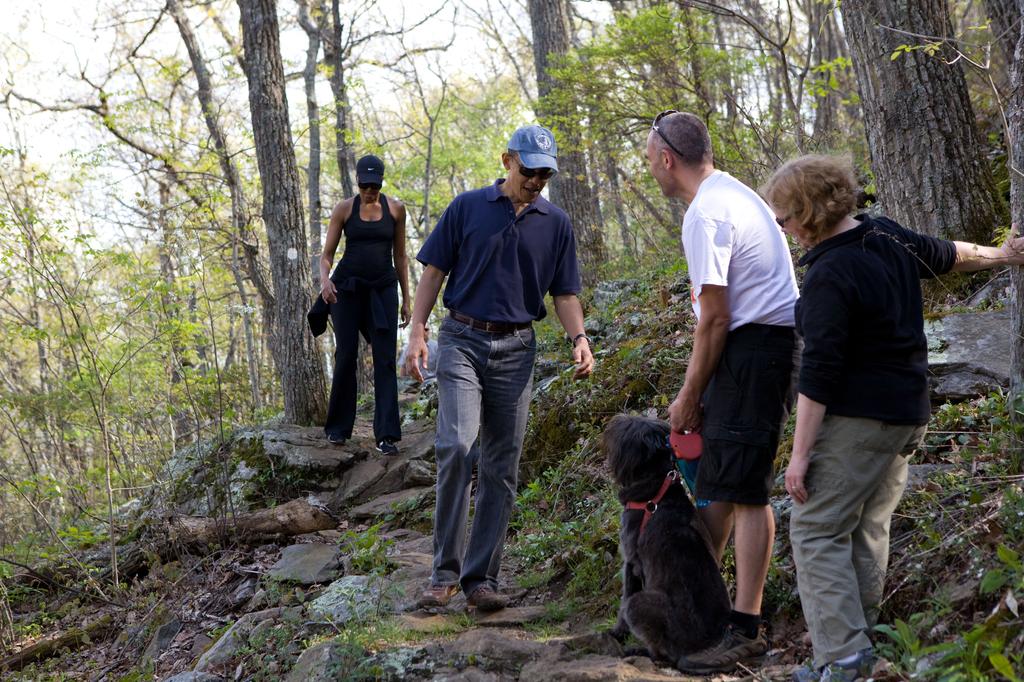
[334,194,397,280]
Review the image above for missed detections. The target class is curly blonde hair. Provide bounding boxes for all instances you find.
[761,155,858,243]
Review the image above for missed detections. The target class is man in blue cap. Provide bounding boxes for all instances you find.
[405,124,594,611]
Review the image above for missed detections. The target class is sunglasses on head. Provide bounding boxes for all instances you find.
[775,215,790,228]
[651,109,689,160]
[358,182,381,191]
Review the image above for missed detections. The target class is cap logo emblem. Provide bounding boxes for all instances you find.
[534,133,552,151]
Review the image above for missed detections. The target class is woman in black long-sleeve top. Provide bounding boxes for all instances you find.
[320,154,410,454]
[762,155,1024,682]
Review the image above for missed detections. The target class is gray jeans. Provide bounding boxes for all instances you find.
[790,415,926,668]
[430,316,535,594]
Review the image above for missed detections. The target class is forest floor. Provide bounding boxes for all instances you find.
[3,273,1023,681]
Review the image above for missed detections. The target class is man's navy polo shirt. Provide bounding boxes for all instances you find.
[417,180,581,323]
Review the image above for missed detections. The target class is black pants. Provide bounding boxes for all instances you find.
[697,323,797,505]
[324,282,401,442]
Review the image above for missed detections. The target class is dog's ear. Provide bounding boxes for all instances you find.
[602,414,630,475]
[641,418,671,459]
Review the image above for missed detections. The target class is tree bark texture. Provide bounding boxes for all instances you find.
[298,0,324,287]
[168,0,265,413]
[322,0,358,197]
[1008,0,1024,439]
[841,0,1006,243]
[167,497,336,546]
[527,0,606,286]
[237,0,327,425]
[985,0,1021,66]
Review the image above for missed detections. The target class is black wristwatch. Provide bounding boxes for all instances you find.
[571,333,590,347]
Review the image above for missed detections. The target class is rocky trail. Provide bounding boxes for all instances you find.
[5,280,1016,681]
[5,402,797,681]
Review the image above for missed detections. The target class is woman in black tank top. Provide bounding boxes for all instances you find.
[318,155,410,453]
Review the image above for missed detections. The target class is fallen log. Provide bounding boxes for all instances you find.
[167,497,337,546]
[1,614,115,671]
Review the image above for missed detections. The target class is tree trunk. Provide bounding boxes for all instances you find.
[168,497,336,546]
[1008,0,1023,459]
[985,0,1020,66]
[322,0,358,197]
[298,0,324,288]
[168,0,265,412]
[237,0,327,425]
[841,0,1006,242]
[527,0,606,286]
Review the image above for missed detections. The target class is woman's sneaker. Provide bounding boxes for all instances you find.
[376,439,399,455]
[792,648,876,682]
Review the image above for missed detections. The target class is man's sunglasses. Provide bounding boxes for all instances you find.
[651,109,688,160]
[358,182,381,190]
[516,163,555,181]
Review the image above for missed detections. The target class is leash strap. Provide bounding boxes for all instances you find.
[625,470,681,535]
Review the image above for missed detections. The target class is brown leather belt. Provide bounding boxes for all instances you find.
[449,311,532,334]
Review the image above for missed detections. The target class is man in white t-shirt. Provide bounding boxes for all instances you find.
[646,111,799,674]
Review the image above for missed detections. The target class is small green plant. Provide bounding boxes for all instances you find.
[340,522,395,576]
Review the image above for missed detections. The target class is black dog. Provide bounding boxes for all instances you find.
[603,414,731,666]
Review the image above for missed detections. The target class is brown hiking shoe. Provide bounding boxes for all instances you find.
[416,583,459,609]
[466,585,508,612]
[677,625,769,674]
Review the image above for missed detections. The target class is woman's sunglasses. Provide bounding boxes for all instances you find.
[358,182,382,191]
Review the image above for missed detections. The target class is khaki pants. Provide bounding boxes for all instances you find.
[789,415,925,668]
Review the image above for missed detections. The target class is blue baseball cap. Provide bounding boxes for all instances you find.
[508,125,558,173]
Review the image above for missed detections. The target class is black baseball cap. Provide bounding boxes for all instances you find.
[356,154,384,185]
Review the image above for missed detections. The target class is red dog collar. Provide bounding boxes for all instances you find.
[625,470,681,535]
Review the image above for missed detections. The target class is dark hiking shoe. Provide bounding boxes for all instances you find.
[466,585,508,612]
[792,649,876,682]
[416,583,458,609]
[327,434,347,446]
[677,625,768,674]
[376,439,399,455]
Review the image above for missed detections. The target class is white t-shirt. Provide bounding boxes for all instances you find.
[681,170,798,330]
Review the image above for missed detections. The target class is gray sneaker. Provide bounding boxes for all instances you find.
[791,648,876,682]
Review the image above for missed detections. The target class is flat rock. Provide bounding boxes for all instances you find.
[308,575,381,624]
[519,655,685,681]
[447,629,550,664]
[348,487,433,520]
[432,668,506,681]
[390,551,433,571]
[392,532,433,555]
[142,616,182,665]
[284,641,350,682]
[195,607,301,672]
[267,543,342,585]
[333,458,388,507]
[473,606,548,627]
[557,632,625,658]
[397,419,437,461]
[357,458,435,506]
[161,673,223,682]
[906,463,955,491]
[398,613,455,633]
[265,440,358,471]
[926,310,1011,400]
